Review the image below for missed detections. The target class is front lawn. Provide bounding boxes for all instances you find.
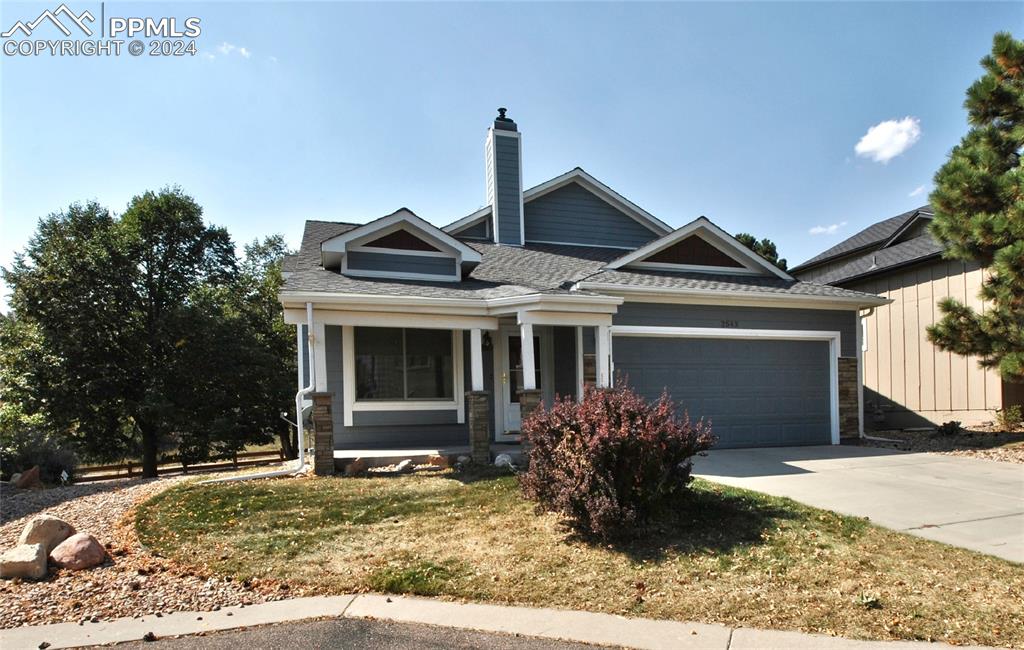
[135,470,1024,648]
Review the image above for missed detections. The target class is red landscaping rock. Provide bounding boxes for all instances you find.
[49,533,105,571]
[14,466,42,489]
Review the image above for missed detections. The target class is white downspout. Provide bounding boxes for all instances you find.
[203,302,316,484]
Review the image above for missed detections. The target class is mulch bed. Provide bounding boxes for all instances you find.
[861,426,1024,464]
[0,477,304,629]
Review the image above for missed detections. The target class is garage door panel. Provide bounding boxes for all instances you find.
[614,337,831,448]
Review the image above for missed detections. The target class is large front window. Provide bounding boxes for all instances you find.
[354,327,454,400]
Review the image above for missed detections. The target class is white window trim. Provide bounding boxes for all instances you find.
[610,325,841,445]
[342,327,465,426]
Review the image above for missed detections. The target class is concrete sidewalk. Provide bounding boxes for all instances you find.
[0,594,996,650]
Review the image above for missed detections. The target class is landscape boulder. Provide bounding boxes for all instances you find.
[49,533,105,570]
[19,515,76,554]
[13,466,42,489]
[344,458,368,477]
[0,543,48,580]
[395,459,414,473]
[494,453,514,469]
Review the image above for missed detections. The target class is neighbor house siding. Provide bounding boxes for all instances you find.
[847,258,1005,428]
[524,183,659,249]
[347,251,457,277]
[323,326,492,447]
[613,303,858,357]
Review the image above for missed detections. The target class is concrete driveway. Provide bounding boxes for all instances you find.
[693,445,1024,563]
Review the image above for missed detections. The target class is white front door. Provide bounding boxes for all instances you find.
[499,329,542,433]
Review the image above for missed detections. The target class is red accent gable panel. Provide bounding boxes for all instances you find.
[362,229,441,252]
[645,235,745,267]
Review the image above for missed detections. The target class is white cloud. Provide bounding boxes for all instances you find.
[809,221,847,236]
[854,117,921,163]
[909,184,927,197]
[211,42,252,59]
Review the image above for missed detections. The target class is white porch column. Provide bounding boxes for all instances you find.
[520,322,536,390]
[595,324,610,388]
[470,328,485,392]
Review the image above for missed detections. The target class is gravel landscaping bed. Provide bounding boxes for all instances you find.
[0,477,302,629]
[861,427,1024,464]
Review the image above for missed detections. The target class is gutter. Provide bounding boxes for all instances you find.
[203,302,316,484]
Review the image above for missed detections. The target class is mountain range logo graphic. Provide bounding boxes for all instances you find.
[2,4,95,38]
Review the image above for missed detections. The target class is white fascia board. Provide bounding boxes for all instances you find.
[279,290,624,318]
[605,217,793,280]
[522,168,672,236]
[284,308,499,331]
[321,209,482,264]
[573,281,890,310]
[485,293,623,315]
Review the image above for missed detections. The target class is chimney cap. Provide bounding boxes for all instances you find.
[494,107,517,131]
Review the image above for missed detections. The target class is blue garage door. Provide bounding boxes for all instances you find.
[613,337,832,448]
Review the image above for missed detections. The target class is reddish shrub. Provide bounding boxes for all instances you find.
[519,383,715,540]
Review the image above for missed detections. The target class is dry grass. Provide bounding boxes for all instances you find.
[135,469,1024,648]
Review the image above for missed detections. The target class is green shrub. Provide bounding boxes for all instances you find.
[520,383,715,540]
[0,407,78,483]
[996,405,1022,431]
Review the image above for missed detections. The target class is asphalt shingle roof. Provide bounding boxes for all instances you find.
[807,234,945,286]
[582,268,882,300]
[283,220,884,304]
[791,206,932,272]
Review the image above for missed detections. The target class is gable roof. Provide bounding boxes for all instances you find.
[320,208,482,269]
[605,217,794,280]
[283,219,885,307]
[790,205,932,272]
[443,167,672,239]
[803,234,945,286]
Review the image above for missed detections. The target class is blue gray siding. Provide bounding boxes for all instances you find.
[323,326,495,447]
[455,218,491,241]
[613,303,858,357]
[347,251,457,277]
[525,183,660,249]
[300,324,310,387]
[493,135,522,245]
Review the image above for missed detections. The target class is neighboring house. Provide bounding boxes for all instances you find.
[792,207,1022,429]
[279,109,886,470]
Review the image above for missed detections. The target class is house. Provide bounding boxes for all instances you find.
[279,109,887,473]
[791,206,1023,429]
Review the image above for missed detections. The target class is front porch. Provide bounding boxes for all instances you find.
[283,294,621,474]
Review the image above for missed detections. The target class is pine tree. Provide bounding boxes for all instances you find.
[927,32,1024,382]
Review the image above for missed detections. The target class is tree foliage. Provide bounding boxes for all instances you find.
[2,189,297,476]
[735,233,788,271]
[927,32,1024,382]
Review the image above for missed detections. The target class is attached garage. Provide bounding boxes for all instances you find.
[612,328,839,448]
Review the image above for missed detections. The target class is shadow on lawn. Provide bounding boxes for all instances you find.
[563,483,800,562]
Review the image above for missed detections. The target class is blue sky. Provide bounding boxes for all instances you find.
[1,1,1019,309]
